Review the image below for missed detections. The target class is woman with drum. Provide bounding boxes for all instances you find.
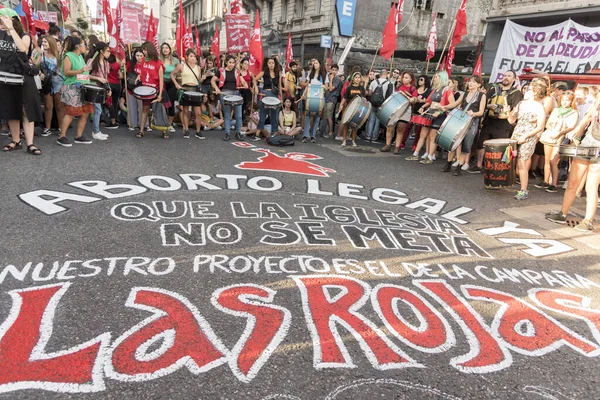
[39,35,65,138]
[278,97,303,137]
[171,48,204,139]
[338,72,366,147]
[546,96,600,232]
[406,70,453,164]
[212,54,245,141]
[125,48,144,131]
[507,79,548,200]
[298,59,327,143]
[160,43,179,134]
[398,75,430,151]
[254,56,284,138]
[440,75,487,176]
[136,42,167,139]
[0,13,42,154]
[537,91,578,192]
[86,42,112,141]
[56,37,93,147]
[380,72,417,153]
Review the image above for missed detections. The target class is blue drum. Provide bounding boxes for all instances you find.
[306,83,324,115]
[435,108,473,152]
[342,96,372,130]
[377,91,411,127]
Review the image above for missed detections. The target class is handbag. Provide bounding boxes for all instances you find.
[40,54,53,94]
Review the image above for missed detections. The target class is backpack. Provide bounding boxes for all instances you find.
[371,79,386,107]
[151,102,170,132]
[266,135,295,146]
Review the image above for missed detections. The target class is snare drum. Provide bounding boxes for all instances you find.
[182,91,204,106]
[410,112,435,127]
[81,85,106,104]
[559,145,600,159]
[435,109,473,152]
[262,96,282,109]
[342,97,372,130]
[306,83,324,115]
[133,86,158,101]
[483,139,517,189]
[377,92,411,127]
[223,94,244,106]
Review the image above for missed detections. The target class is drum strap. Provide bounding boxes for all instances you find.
[185,63,201,88]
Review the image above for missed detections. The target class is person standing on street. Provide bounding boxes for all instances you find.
[86,42,112,141]
[254,56,284,138]
[213,54,244,141]
[324,64,342,138]
[136,42,166,139]
[299,59,327,143]
[39,35,65,137]
[366,68,391,143]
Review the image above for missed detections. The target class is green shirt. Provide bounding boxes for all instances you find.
[163,58,179,80]
[62,52,88,86]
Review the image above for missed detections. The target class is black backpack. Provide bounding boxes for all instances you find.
[266,135,295,146]
[371,79,386,107]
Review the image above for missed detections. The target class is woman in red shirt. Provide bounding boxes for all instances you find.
[406,71,454,164]
[106,53,122,129]
[380,72,418,153]
[137,42,166,138]
[126,48,144,130]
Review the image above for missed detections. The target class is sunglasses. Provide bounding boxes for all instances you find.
[393,71,399,74]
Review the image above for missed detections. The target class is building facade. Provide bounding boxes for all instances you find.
[482,0,600,76]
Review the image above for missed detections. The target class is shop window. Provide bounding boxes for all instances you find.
[295,0,304,18]
[267,1,273,24]
[315,0,321,14]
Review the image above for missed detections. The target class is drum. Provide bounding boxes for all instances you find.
[342,97,372,130]
[262,96,282,109]
[410,112,435,127]
[435,109,473,152]
[377,92,411,127]
[133,86,157,101]
[223,95,244,106]
[559,145,600,158]
[483,139,517,189]
[182,91,204,106]
[306,83,324,115]
[81,85,106,104]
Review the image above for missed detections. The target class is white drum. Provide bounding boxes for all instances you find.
[262,96,282,109]
[223,95,244,106]
[133,86,157,100]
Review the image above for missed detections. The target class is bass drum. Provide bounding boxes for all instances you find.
[435,109,473,152]
[377,92,410,127]
[483,139,517,189]
[342,96,371,130]
[306,83,324,115]
[81,85,106,104]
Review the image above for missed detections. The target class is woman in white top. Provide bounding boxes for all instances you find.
[297,59,328,143]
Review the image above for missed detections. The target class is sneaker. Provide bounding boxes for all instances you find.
[92,132,108,141]
[535,182,550,189]
[420,158,433,165]
[41,128,52,137]
[252,135,262,141]
[574,219,594,232]
[441,163,452,172]
[351,141,357,147]
[545,185,558,193]
[0,130,8,136]
[74,135,93,144]
[405,155,419,161]
[514,190,529,200]
[184,130,190,138]
[545,211,567,224]
[393,147,400,155]
[341,141,347,147]
[310,137,317,143]
[128,126,136,131]
[335,136,343,141]
[399,143,405,150]
[105,122,119,130]
[235,132,245,141]
[146,126,153,132]
[195,131,205,139]
[452,160,459,167]
[380,145,391,152]
[222,134,230,141]
[365,138,372,143]
[216,126,223,130]
[431,153,437,161]
[168,125,176,133]
[468,166,482,174]
[56,136,72,147]
[203,126,210,131]
[302,137,308,143]
[453,165,462,176]
[562,180,569,189]
[421,152,429,159]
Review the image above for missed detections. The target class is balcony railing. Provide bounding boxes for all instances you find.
[497,0,564,8]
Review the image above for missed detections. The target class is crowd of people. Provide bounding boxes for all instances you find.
[0,14,598,232]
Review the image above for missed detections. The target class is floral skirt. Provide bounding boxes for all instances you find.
[61,84,94,116]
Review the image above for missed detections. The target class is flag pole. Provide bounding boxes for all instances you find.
[426,59,430,76]
[389,54,394,71]
[125,44,132,130]
[369,43,381,74]
[436,19,456,71]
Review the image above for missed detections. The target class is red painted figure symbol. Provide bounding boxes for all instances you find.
[236,148,336,177]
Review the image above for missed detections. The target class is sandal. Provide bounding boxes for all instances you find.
[136,131,144,138]
[2,141,22,152]
[162,132,169,139]
[26,144,41,155]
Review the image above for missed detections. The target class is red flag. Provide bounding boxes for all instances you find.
[446,0,468,77]
[426,14,437,61]
[175,0,185,57]
[473,52,482,76]
[146,10,157,43]
[57,0,69,21]
[394,0,404,30]
[230,0,243,14]
[21,0,35,33]
[248,10,262,75]
[195,24,202,56]
[183,24,193,52]
[210,26,220,66]
[103,0,113,34]
[285,33,293,68]
[380,4,397,60]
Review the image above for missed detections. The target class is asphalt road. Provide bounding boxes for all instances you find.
[0,126,599,400]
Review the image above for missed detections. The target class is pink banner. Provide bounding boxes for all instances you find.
[37,11,59,24]
[140,14,150,43]
[225,14,251,53]
[96,0,103,20]
[120,2,144,44]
